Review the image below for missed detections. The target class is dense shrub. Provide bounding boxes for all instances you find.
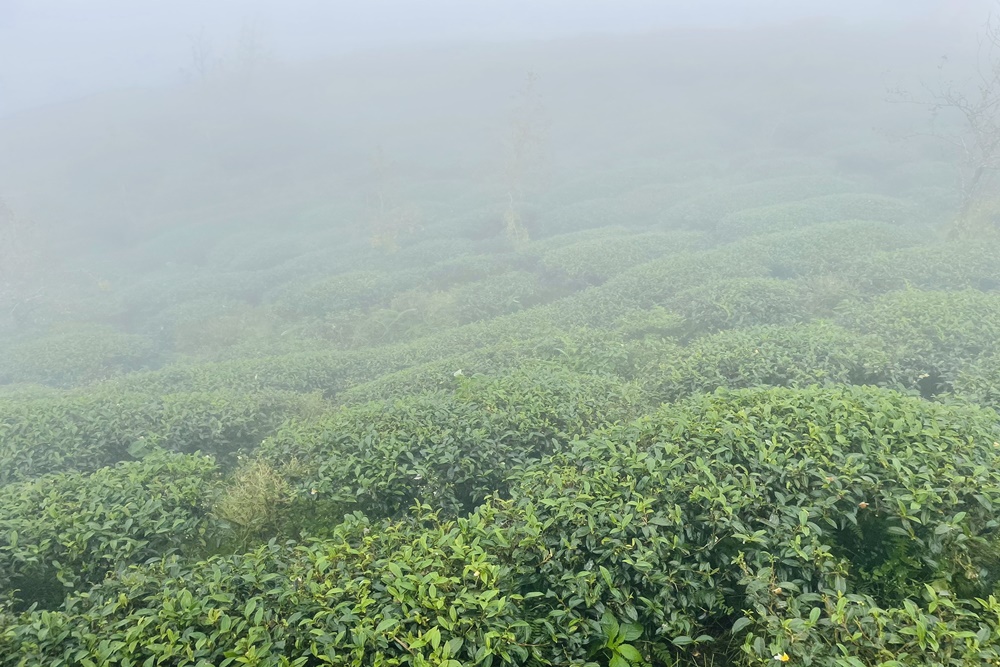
[661,174,860,228]
[495,385,1000,665]
[595,246,772,311]
[837,289,1000,395]
[0,452,221,610]
[540,231,703,285]
[734,220,919,281]
[716,192,916,238]
[383,271,543,339]
[952,351,1000,413]
[7,387,1000,666]
[668,277,809,336]
[855,239,1000,293]
[260,364,647,524]
[0,325,157,388]
[0,388,322,483]
[647,320,899,402]
[0,512,528,667]
[265,270,404,316]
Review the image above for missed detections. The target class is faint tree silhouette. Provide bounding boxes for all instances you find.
[502,71,548,247]
[889,9,1000,237]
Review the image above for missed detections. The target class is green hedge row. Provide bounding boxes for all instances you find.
[260,364,648,523]
[0,388,322,484]
[0,452,221,611]
[5,387,1000,665]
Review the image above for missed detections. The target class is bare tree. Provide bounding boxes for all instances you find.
[501,71,548,247]
[0,198,45,320]
[890,11,1000,237]
[365,146,420,253]
[184,28,215,82]
[233,20,272,84]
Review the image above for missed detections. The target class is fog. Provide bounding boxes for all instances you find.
[0,0,982,116]
[0,1,991,316]
[6,2,1000,653]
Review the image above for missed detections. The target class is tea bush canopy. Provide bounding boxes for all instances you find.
[3,11,1000,667]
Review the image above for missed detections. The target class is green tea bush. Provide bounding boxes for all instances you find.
[0,388,321,483]
[952,351,1000,412]
[668,277,808,337]
[421,252,519,290]
[100,347,419,396]
[495,385,1000,665]
[116,270,278,323]
[717,192,916,239]
[855,239,1000,293]
[4,387,1000,666]
[540,231,703,285]
[539,197,636,236]
[837,289,1000,395]
[647,321,899,403]
[337,338,554,405]
[383,271,543,339]
[662,174,860,228]
[204,233,314,272]
[169,302,286,359]
[735,220,918,281]
[260,364,647,524]
[596,246,772,311]
[0,451,221,610]
[0,324,157,388]
[0,512,528,667]
[265,270,403,317]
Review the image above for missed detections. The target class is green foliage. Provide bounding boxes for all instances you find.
[0,325,157,388]
[260,364,647,526]
[647,320,899,403]
[717,192,916,239]
[668,277,808,337]
[0,452,221,610]
[0,510,526,666]
[0,388,321,483]
[735,220,919,281]
[952,351,1000,412]
[496,385,1000,665]
[597,246,772,311]
[212,458,297,553]
[855,238,1000,293]
[540,231,703,285]
[837,289,1000,395]
[266,270,403,317]
[662,174,860,228]
[4,106,1000,666]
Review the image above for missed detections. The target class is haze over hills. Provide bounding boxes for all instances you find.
[2,5,1000,665]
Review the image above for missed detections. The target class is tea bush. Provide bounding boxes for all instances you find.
[265,270,406,317]
[856,239,1000,293]
[646,320,899,403]
[662,174,859,228]
[0,451,221,610]
[717,192,916,239]
[667,277,808,337]
[0,388,321,483]
[540,231,703,285]
[837,289,1000,395]
[0,325,158,388]
[596,246,772,311]
[260,364,648,525]
[495,385,1000,665]
[0,511,529,667]
[952,351,1000,412]
[735,220,918,281]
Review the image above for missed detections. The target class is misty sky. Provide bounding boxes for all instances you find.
[0,0,987,118]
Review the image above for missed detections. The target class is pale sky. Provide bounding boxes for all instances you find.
[0,0,986,117]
